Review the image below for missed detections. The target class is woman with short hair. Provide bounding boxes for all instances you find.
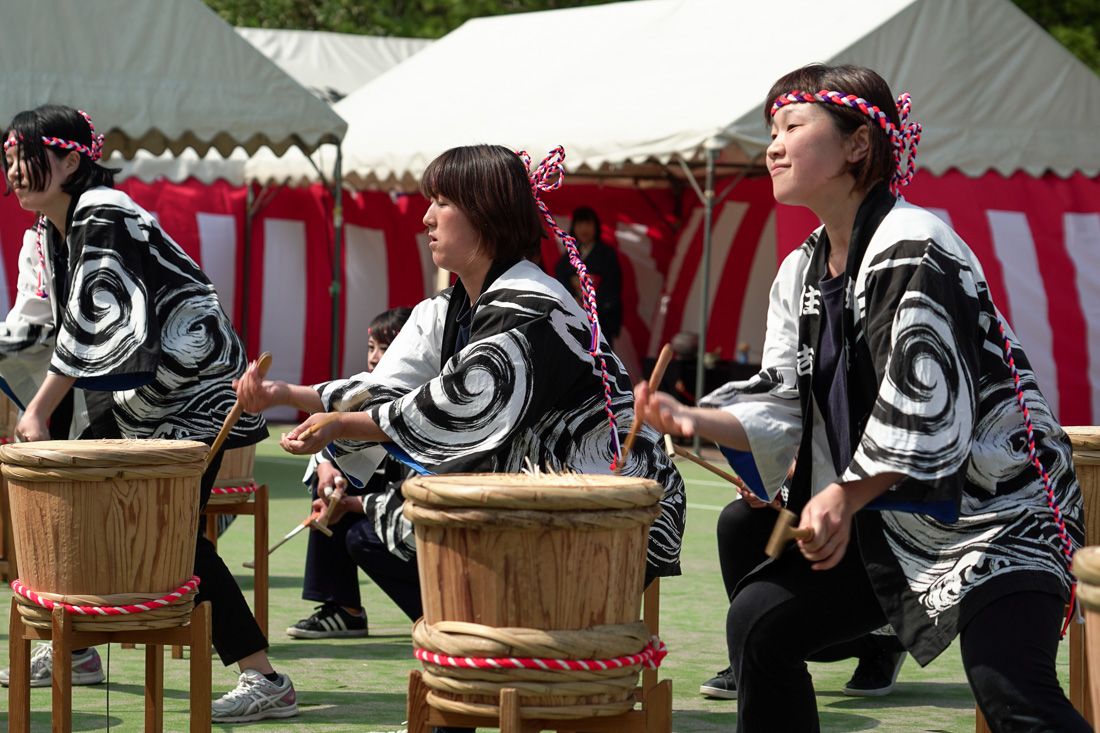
[236,143,685,588]
[2,104,295,723]
[637,64,1088,731]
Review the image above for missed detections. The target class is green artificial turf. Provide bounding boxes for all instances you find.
[0,433,1072,731]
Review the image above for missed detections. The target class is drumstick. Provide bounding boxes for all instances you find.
[765,508,814,558]
[242,509,321,568]
[670,443,749,491]
[316,473,345,530]
[295,413,341,442]
[206,352,272,472]
[616,344,674,472]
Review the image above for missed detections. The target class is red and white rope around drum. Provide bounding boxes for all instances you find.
[209,480,258,497]
[10,575,200,616]
[415,636,667,672]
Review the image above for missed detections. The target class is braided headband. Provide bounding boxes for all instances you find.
[518,147,622,469]
[770,90,921,195]
[2,109,104,162]
[4,110,105,299]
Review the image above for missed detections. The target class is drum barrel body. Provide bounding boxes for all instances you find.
[1,439,206,596]
[415,514,651,630]
[404,473,664,718]
[1064,428,1100,721]
[214,444,256,488]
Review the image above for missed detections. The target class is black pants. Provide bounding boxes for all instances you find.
[345,519,423,622]
[195,450,269,666]
[727,535,1088,732]
[302,482,367,610]
[718,499,903,664]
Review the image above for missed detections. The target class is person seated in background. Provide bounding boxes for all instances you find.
[663,331,699,405]
[287,307,414,638]
[553,206,623,346]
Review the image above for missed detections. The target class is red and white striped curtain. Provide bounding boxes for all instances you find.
[0,171,1096,423]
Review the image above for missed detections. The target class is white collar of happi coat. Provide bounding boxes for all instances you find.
[479,259,585,314]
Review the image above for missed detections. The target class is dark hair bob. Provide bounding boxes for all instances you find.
[419,144,545,263]
[4,104,117,196]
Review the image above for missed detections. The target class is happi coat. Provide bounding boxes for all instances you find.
[316,259,686,577]
[701,185,1083,664]
[44,186,266,446]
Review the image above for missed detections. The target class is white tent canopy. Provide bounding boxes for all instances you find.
[111,28,429,185]
[1,0,346,158]
[236,27,431,103]
[268,0,1099,189]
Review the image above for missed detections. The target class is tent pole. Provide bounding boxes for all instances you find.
[330,148,344,380]
[693,148,718,453]
[242,183,254,349]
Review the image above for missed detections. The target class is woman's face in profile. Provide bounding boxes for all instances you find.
[423,194,485,274]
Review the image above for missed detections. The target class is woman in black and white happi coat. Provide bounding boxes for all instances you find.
[236,143,686,584]
[3,105,299,723]
[638,65,1086,732]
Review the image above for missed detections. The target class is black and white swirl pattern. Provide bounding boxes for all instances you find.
[159,283,242,377]
[381,332,533,465]
[52,189,266,447]
[856,292,974,479]
[324,261,686,577]
[55,246,149,375]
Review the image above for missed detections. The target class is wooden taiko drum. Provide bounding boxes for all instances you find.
[1073,547,1100,719]
[207,444,257,505]
[0,394,19,439]
[0,439,206,631]
[1065,427,1100,545]
[403,472,663,720]
[1062,427,1100,727]
[0,395,19,578]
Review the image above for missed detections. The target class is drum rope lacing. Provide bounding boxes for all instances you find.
[10,575,200,616]
[210,480,258,496]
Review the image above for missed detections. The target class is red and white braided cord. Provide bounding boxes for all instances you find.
[32,217,48,298]
[518,147,622,469]
[6,111,104,298]
[770,90,922,196]
[3,110,104,162]
[210,481,258,496]
[416,636,667,672]
[996,317,1078,636]
[11,575,200,616]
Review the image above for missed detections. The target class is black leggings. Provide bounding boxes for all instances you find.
[727,539,1088,732]
[195,450,269,666]
[302,481,367,610]
[718,499,902,663]
[345,519,423,621]
[961,593,1090,733]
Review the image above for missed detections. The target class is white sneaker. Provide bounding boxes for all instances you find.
[212,669,299,723]
[0,645,105,688]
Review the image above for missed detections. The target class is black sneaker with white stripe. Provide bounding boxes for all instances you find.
[286,603,368,639]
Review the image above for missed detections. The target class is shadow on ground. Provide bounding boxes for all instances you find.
[0,712,123,731]
[826,681,976,711]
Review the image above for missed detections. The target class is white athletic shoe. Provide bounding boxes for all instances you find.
[211,669,299,723]
[0,645,105,688]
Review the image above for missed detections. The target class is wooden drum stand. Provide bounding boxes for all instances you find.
[406,580,673,733]
[8,598,213,733]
